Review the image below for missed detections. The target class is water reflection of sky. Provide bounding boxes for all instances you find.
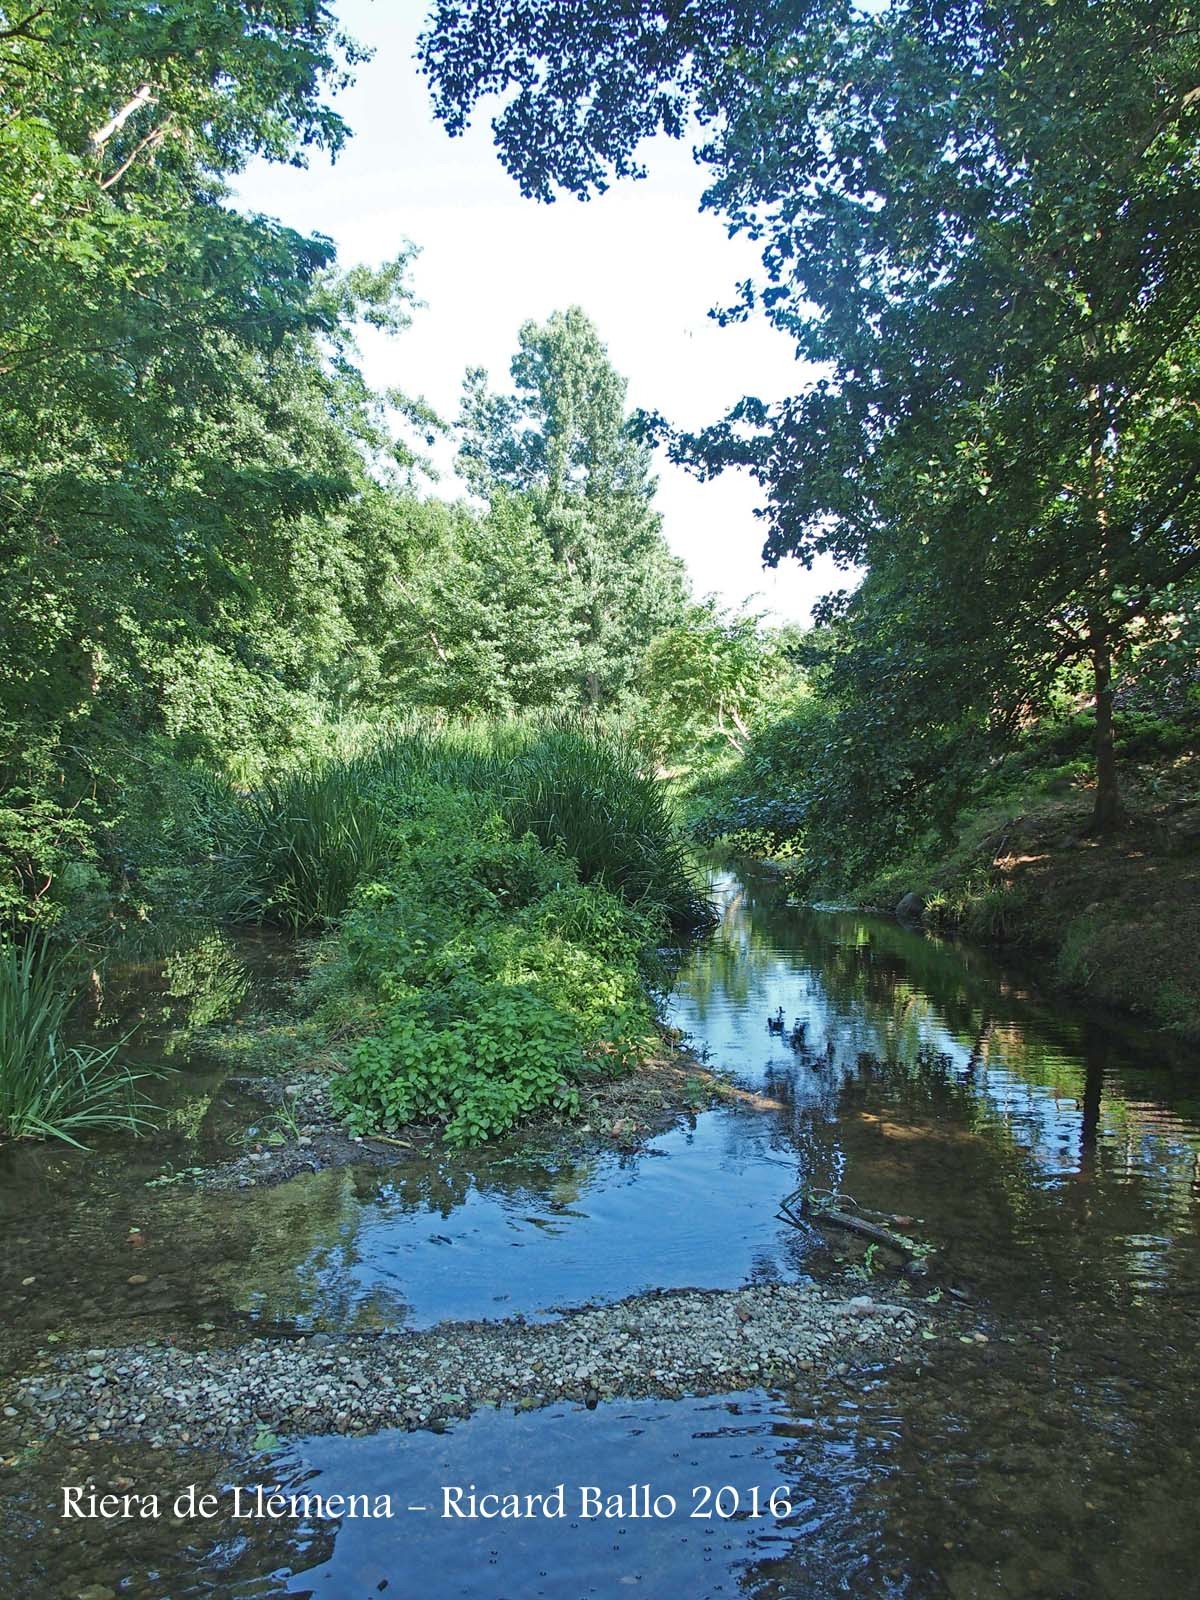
[9,877,1200,1600]
[260,1391,882,1600]
[239,1107,811,1331]
[15,868,1196,1350]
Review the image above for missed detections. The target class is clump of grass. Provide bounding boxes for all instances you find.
[501,730,707,928]
[0,940,157,1146]
[238,770,393,928]
[236,721,709,932]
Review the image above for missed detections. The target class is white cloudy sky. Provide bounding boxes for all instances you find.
[233,0,839,622]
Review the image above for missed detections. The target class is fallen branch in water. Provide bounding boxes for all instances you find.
[778,1188,931,1259]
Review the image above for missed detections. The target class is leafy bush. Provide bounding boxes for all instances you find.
[325,788,662,1146]
[334,978,584,1147]
[0,723,107,934]
[684,692,827,861]
[0,940,158,1146]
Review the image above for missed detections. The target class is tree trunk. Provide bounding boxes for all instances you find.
[1090,636,1124,833]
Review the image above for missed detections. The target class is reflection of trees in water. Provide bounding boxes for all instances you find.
[245,1148,611,1329]
[681,872,1200,1233]
[348,1147,600,1221]
[161,932,252,1041]
[742,1042,1200,1600]
[163,1167,398,1332]
[824,1043,1200,1308]
[675,919,784,1018]
[89,924,276,1050]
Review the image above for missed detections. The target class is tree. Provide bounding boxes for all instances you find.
[368,491,585,715]
[420,1,1200,832]
[638,602,788,765]
[419,1,777,203]
[0,1,437,918]
[1,0,372,754]
[458,307,689,706]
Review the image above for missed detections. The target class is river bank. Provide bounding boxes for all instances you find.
[854,767,1200,1039]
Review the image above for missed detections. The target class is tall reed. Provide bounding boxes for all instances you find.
[499,730,707,928]
[235,721,709,930]
[0,939,156,1146]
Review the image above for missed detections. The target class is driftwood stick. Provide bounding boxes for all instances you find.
[778,1188,924,1258]
[814,1208,920,1255]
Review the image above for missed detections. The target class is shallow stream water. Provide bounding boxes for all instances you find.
[3,868,1199,1597]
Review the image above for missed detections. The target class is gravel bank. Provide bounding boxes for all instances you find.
[2,1283,951,1454]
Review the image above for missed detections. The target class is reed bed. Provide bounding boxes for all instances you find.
[235,722,707,930]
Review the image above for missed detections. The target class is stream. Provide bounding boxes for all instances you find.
[2,866,1199,1598]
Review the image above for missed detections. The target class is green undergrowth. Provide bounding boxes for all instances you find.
[235,723,707,933]
[6,720,706,1150]
[214,723,707,1147]
[310,786,674,1146]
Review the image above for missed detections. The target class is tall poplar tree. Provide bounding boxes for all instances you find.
[458,307,688,706]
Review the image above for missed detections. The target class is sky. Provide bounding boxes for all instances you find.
[233,0,839,623]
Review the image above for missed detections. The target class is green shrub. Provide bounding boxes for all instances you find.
[238,768,393,928]
[223,728,700,1146]
[326,790,661,1147]
[334,979,585,1146]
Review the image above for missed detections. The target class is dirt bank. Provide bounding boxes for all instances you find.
[865,756,1200,1038]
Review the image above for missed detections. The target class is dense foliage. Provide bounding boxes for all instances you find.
[0,1,690,945]
[458,307,689,708]
[1,0,414,930]
[421,0,1200,838]
[10,0,1200,1135]
[328,789,665,1146]
[0,4,703,1144]
[254,725,704,1147]
[638,603,798,767]
[233,724,707,931]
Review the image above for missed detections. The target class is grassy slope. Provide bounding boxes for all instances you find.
[855,753,1200,1037]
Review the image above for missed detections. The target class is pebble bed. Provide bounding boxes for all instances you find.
[1,1283,948,1453]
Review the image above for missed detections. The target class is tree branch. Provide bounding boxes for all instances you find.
[99,123,167,190]
[90,84,155,151]
[0,7,48,43]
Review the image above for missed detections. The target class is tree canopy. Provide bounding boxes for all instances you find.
[421,0,1200,830]
[0,6,696,926]
[458,307,689,707]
